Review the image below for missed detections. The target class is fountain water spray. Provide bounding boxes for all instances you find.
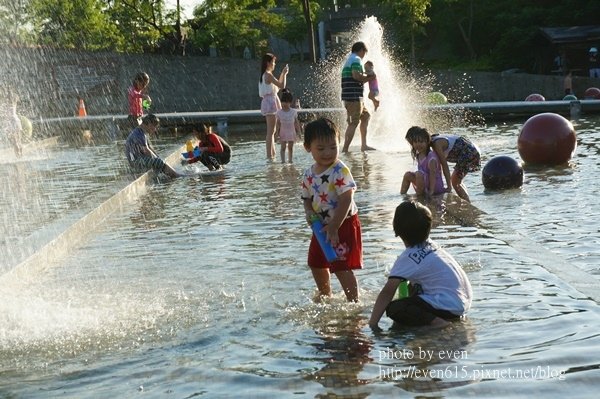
[306,16,474,151]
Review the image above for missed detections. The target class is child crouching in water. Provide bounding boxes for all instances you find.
[301,118,363,302]
[400,126,445,197]
[369,200,472,331]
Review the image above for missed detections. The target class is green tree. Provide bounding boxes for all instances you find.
[0,0,36,45]
[275,0,320,61]
[190,0,283,57]
[106,0,180,53]
[383,0,431,66]
[299,0,318,62]
[28,0,121,50]
[425,0,600,72]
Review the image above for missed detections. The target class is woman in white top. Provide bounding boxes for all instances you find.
[259,53,288,160]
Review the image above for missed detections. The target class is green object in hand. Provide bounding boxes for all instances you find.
[397,280,409,299]
[142,99,151,110]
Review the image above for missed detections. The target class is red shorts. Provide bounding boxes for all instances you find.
[308,213,363,273]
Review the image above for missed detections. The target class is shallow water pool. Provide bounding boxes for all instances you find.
[0,116,598,398]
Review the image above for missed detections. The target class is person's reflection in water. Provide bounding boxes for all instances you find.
[373,320,477,393]
[305,309,372,398]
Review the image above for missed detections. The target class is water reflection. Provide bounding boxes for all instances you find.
[370,322,477,393]
[305,309,371,397]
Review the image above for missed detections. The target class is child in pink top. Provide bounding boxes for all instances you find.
[364,61,380,110]
[275,89,301,163]
[400,126,445,197]
[127,72,151,128]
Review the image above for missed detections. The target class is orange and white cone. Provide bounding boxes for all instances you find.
[78,98,87,117]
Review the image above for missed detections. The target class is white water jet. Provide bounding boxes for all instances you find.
[308,16,474,151]
[311,16,430,152]
[351,16,427,151]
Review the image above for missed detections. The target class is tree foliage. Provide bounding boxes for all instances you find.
[2,0,600,71]
[424,0,600,72]
[274,0,320,61]
[106,0,179,53]
[190,0,284,57]
[28,0,121,50]
[0,0,36,45]
[382,0,431,64]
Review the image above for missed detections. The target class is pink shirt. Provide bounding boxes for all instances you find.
[418,150,445,195]
[276,108,298,142]
[128,86,143,117]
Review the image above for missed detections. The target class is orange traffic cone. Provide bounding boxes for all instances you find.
[78,98,87,117]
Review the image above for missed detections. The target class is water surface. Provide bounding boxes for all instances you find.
[0,117,598,398]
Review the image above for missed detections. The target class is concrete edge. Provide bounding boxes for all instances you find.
[0,142,187,286]
[444,194,599,303]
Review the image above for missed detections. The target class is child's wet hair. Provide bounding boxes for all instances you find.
[134,72,150,84]
[393,200,432,246]
[142,113,159,126]
[405,126,430,142]
[303,118,339,147]
[280,88,293,103]
[192,123,210,134]
[405,126,432,159]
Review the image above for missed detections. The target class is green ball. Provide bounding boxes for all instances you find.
[427,91,448,105]
[18,115,33,141]
[563,94,578,101]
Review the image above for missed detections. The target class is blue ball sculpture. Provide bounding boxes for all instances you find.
[482,156,523,190]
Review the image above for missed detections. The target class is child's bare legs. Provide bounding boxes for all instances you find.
[8,129,22,157]
[287,141,294,163]
[335,270,359,302]
[310,268,359,302]
[265,114,277,159]
[280,141,286,163]
[400,171,425,194]
[311,267,332,301]
[451,171,470,202]
[368,92,380,111]
[280,142,294,163]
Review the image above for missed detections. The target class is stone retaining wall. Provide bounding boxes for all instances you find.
[1,48,599,121]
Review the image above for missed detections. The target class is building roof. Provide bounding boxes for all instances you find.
[539,25,600,45]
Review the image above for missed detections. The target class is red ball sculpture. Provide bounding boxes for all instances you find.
[584,87,600,99]
[518,113,577,165]
[525,93,545,101]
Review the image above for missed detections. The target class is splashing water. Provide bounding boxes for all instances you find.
[352,16,427,149]
[306,16,427,151]
[307,16,474,151]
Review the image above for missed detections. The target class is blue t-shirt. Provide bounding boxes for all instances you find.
[124,127,148,162]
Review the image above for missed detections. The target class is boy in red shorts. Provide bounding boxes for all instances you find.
[301,118,363,302]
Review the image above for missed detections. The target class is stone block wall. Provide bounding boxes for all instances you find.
[1,47,599,121]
